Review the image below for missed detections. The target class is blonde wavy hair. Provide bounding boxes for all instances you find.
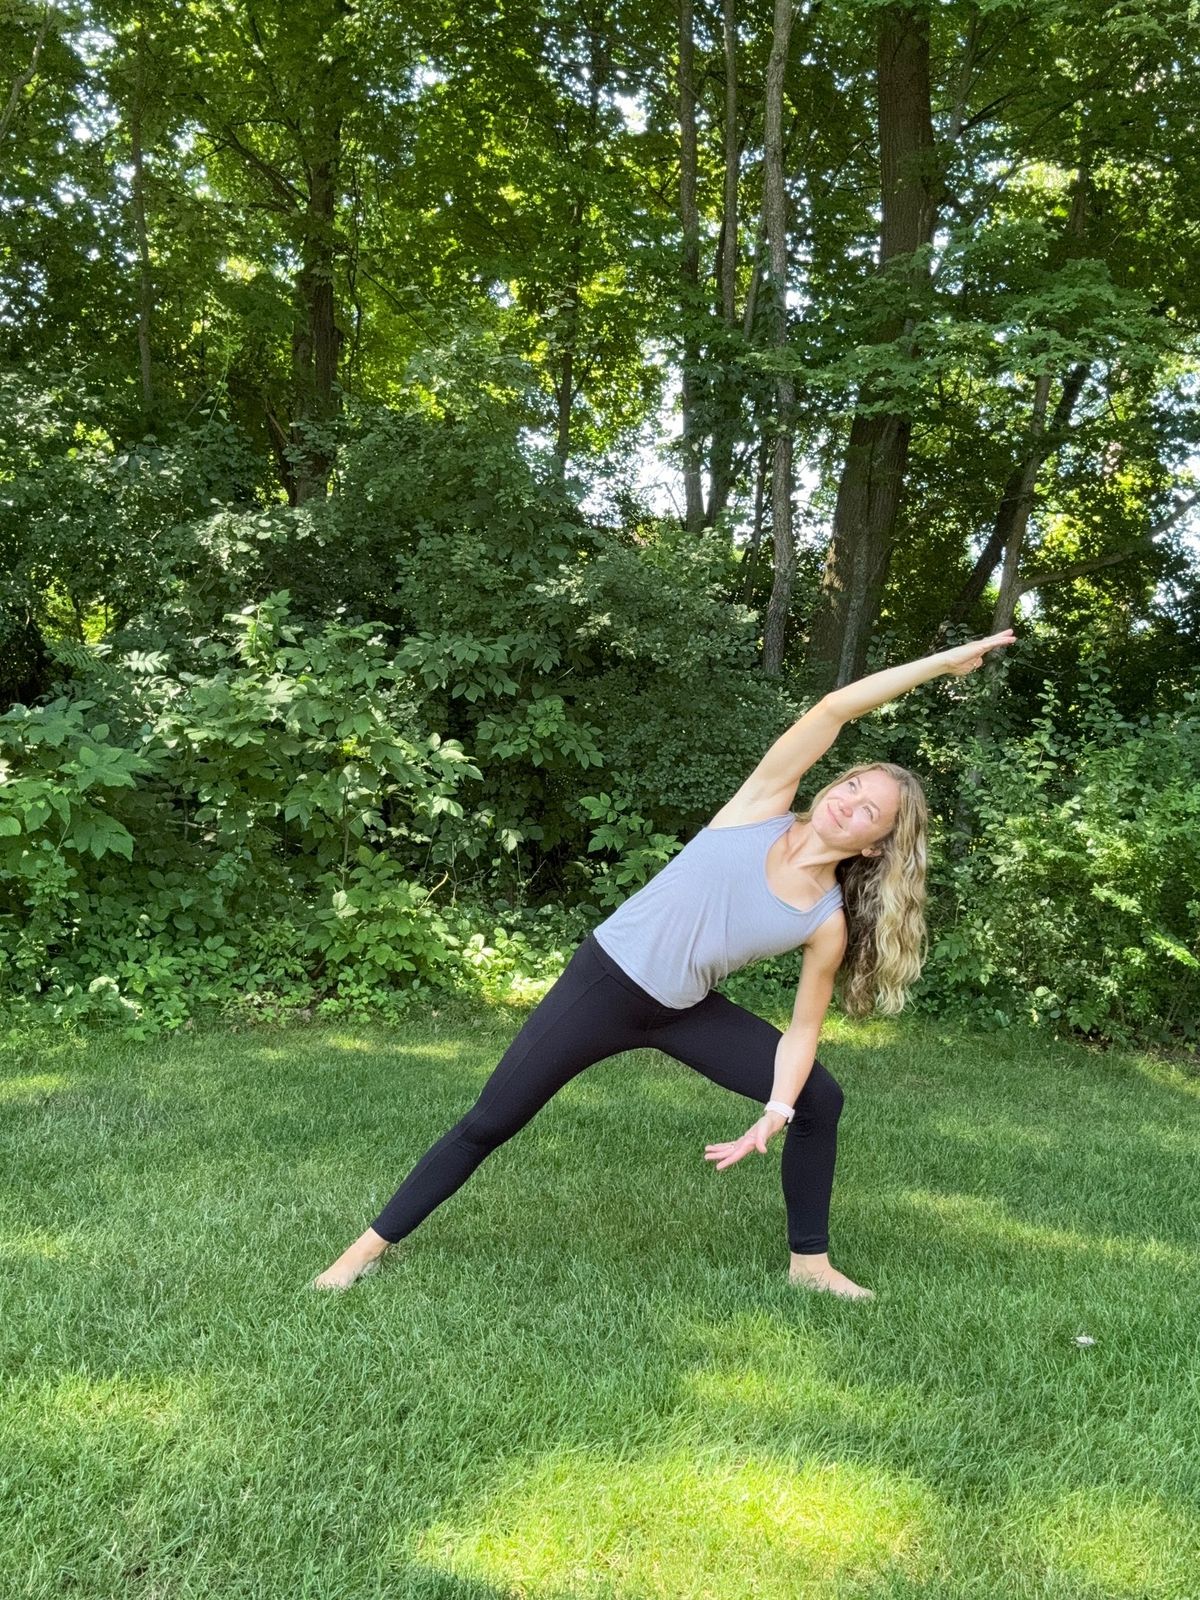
[798,760,928,1016]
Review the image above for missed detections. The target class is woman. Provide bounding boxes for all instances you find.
[314,631,1014,1297]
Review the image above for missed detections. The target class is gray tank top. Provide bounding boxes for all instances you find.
[591,812,845,1009]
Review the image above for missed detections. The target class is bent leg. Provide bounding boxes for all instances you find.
[648,991,845,1254]
[370,939,646,1243]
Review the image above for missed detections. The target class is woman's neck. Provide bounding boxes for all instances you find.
[782,817,844,878]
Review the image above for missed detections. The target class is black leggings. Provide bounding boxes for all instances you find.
[371,933,844,1255]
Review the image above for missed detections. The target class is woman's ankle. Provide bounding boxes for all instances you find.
[789,1250,830,1274]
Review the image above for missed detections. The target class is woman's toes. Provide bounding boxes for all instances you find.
[310,1255,383,1291]
[788,1266,874,1300]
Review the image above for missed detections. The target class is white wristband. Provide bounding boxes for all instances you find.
[764,1099,795,1123]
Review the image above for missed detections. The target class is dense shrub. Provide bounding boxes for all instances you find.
[289,408,797,874]
[920,681,1200,1044]
[0,597,480,1033]
[1,387,1195,1050]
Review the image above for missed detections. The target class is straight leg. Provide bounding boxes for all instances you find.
[314,938,652,1287]
[369,938,648,1242]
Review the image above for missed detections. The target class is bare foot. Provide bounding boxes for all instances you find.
[311,1229,391,1291]
[788,1252,874,1301]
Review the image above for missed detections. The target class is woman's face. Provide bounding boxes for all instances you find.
[813,769,901,857]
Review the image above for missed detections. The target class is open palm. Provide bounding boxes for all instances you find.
[942,629,1016,676]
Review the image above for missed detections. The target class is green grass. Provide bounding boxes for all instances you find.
[2,1001,1198,1600]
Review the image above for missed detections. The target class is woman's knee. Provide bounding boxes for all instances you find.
[793,1061,844,1131]
[451,1101,522,1154]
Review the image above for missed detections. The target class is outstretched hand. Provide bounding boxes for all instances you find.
[940,628,1016,676]
[704,1112,784,1172]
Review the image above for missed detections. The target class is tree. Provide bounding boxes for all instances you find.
[806,2,937,688]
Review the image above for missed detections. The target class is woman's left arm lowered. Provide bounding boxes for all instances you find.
[703,915,847,1171]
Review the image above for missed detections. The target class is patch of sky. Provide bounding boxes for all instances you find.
[375,61,442,107]
[614,93,647,135]
[52,180,89,207]
[569,347,824,545]
[0,266,46,324]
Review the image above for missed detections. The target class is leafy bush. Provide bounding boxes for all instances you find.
[0,594,480,1033]
[576,789,682,907]
[921,680,1200,1044]
[2,387,1194,1055]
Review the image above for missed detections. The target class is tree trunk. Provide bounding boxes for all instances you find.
[720,0,739,329]
[290,106,343,505]
[553,212,583,472]
[130,10,154,413]
[960,174,1093,833]
[287,1,353,506]
[807,3,936,687]
[740,431,770,604]
[0,4,51,144]
[554,300,577,469]
[760,0,795,676]
[679,0,705,531]
[991,372,1051,630]
[937,362,1088,637]
[553,8,607,476]
[264,400,297,505]
[705,0,741,527]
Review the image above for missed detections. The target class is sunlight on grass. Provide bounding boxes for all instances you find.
[409,1449,942,1598]
[319,1033,381,1053]
[247,1037,464,1063]
[932,1114,1063,1152]
[0,1072,72,1104]
[0,1228,71,1260]
[36,1372,187,1434]
[383,1041,465,1061]
[668,1312,915,1443]
[898,1189,1197,1269]
[1129,1051,1200,1100]
[1032,1487,1200,1596]
[817,1014,904,1049]
[683,1365,892,1433]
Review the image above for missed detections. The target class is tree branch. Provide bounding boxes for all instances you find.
[0,2,51,144]
[208,121,304,210]
[1015,491,1200,597]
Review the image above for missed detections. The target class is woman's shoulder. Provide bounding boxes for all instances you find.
[801,905,848,962]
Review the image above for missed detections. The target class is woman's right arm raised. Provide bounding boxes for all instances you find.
[708,632,1015,827]
[709,699,844,826]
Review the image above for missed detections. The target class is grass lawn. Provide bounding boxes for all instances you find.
[2,999,1198,1600]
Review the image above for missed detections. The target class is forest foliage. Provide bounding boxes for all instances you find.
[1,0,1198,1045]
